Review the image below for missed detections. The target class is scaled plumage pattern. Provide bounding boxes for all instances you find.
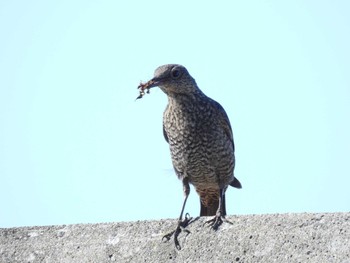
[138,64,242,249]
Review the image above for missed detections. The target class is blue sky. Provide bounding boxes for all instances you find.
[1,1,349,228]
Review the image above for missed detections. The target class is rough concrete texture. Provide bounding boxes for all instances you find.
[1,213,349,263]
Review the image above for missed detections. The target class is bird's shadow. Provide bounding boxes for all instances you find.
[187,215,201,225]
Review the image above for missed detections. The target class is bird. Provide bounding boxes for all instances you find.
[138,64,242,249]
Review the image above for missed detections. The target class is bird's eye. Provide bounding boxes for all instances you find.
[171,68,182,79]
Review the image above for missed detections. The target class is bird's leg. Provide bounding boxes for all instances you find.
[162,177,192,250]
[205,188,233,230]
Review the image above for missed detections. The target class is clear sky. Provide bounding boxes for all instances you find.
[1,1,349,228]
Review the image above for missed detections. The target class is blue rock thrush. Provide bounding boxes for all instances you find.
[137,64,242,249]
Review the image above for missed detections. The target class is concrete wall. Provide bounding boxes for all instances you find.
[1,213,349,262]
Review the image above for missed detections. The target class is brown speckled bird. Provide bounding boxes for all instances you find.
[140,64,241,249]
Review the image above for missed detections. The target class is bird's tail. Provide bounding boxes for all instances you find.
[230,177,242,189]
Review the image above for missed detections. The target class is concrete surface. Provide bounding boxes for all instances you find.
[1,213,349,263]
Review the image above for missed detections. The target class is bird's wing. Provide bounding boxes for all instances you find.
[212,100,235,152]
[162,104,170,143]
[163,124,169,143]
[212,99,242,188]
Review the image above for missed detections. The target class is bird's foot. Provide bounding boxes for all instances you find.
[162,213,192,250]
[205,212,233,231]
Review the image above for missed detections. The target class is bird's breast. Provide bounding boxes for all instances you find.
[163,100,234,187]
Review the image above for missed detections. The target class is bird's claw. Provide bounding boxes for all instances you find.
[205,213,232,231]
[205,215,223,230]
[162,213,192,250]
[179,212,192,228]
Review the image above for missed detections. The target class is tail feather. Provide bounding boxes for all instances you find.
[230,177,242,189]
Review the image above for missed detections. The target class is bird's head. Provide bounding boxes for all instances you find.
[143,64,199,96]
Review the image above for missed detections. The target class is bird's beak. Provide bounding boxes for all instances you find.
[143,77,164,89]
